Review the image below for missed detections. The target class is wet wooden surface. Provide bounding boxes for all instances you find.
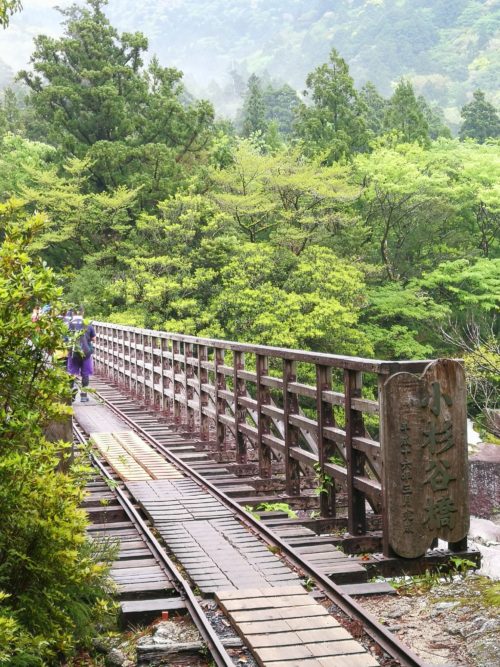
[216,586,379,667]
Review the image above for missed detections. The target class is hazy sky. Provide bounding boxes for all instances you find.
[0,0,75,71]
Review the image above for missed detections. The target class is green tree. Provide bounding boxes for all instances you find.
[355,138,500,277]
[263,83,300,137]
[209,139,277,242]
[19,0,214,203]
[0,87,24,136]
[0,135,140,271]
[209,140,359,250]
[355,142,453,280]
[0,201,115,663]
[436,139,500,259]
[205,243,372,354]
[418,257,500,322]
[0,0,21,27]
[459,89,500,143]
[417,95,451,139]
[295,49,368,162]
[384,79,430,145]
[68,192,231,332]
[241,74,267,137]
[359,81,387,138]
[0,133,55,197]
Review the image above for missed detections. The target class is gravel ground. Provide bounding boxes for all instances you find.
[358,513,500,666]
[362,574,500,666]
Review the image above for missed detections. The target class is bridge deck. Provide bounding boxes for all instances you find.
[77,388,380,665]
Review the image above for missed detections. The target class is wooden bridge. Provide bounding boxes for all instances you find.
[93,321,470,561]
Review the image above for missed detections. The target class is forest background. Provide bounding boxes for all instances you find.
[0,0,498,662]
[0,0,500,428]
[0,0,499,423]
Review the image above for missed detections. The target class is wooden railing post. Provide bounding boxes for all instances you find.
[185,342,194,431]
[164,337,173,418]
[139,331,146,401]
[124,328,131,393]
[214,347,226,458]
[317,364,336,517]
[133,329,140,397]
[95,323,102,370]
[345,369,366,535]
[233,351,247,464]
[116,327,123,386]
[256,354,272,478]
[284,359,301,496]
[144,332,153,405]
[198,346,209,442]
[112,328,118,384]
[172,339,181,426]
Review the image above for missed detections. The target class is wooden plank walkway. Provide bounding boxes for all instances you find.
[91,432,151,481]
[126,479,232,521]
[216,586,379,667]
[91,431,182,481]
[271,526,367,584]
[84,380,371,585]
[77,388,384,662]
[126,479,300,594]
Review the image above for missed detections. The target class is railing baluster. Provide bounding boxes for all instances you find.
[165,337,173,418]
[121,328,126,387]
[256,354,272,478]
[317,364,336,517]
[145,331,152,405]
[133,329,140,398]
[284,359,300,496]
[345,369,366,535]
[198,345,209,442]
[140,331,146,401]
[124,328,130,392]
[233,351,247,465]
[157,335,165,413]
[214,348,226,459]
[185,342,194,431]
[172,339,181,426]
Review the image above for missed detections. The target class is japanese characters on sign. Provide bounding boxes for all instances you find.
[422,381,458,532]
[382,360,469,558]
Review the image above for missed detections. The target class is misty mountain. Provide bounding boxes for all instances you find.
[1,0,498,124]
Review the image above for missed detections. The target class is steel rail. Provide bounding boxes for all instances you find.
[93,382,428,667]
[73,421,235,667]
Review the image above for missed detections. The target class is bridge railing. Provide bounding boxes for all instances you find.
[93,321,469,557]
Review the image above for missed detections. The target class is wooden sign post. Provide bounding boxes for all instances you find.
[380,359,469,558]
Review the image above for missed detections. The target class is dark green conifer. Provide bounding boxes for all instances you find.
[242,74,267,137]
[459,89,500,143]
[384,79,430,145]
[295,48,368,162]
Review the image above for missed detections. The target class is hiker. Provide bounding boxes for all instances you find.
[54,309,73,369]
[67,307,96,402]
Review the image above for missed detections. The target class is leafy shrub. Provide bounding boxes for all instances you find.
[0,201,116,665]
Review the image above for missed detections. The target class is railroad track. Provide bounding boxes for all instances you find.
[74,377,428,667]
[73,420,237,667]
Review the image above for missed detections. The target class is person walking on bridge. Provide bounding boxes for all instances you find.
[67,307,96,402]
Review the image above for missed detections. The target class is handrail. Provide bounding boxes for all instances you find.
[92,321,431,374]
